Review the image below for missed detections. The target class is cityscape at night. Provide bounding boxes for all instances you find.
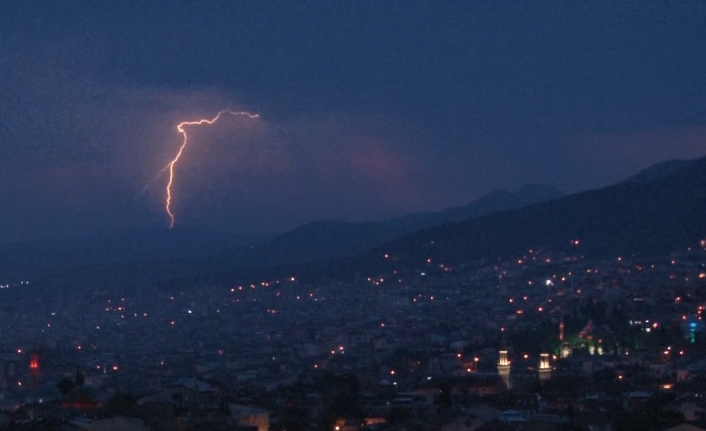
[1,2,706,431]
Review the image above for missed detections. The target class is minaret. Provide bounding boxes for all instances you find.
[497,335,511,389]
[29,353,40,388]
[539,353,551,382]
[559,320,564,343]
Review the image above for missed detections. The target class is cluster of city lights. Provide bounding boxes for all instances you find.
[0,280,29,289]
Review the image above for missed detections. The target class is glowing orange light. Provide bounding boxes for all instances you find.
[154,110,259,228]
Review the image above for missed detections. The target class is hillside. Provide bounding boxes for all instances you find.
[0,184,563,281]
[205,185,564,271]
[206,155,706,284]
[367,155,706,268]
[385,184,564,233]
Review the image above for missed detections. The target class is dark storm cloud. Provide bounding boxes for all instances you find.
[1,1,705,240]
[0,39,442,239]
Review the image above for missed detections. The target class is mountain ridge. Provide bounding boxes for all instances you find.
[345,155,706,275]
[385,184,564,233]
[204,184,564,271]
[199,155,706,285]
[0,183,563,279]
[12,156,705,283]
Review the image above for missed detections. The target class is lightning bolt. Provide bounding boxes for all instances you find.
[155,110,259,229]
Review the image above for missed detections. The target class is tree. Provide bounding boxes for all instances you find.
[106,392,137,416]
[565,401,574,422]
[319,373,364,430]
[610,402,686,431]
[322,391,365,429]
[282,404,309,431]
[75,367,85,386]
[56,377,75,395]
[437,382,452,409]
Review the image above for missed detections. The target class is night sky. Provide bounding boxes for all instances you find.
[1,1,705,242]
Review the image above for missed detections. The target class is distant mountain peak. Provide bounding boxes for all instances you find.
[204,183,567,273]
[384,183,564,234]
[515,183,564,200]
[623,159,695,184]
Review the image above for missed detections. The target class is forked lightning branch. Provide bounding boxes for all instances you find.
[147,110,259,228]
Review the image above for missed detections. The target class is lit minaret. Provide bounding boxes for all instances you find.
[559,320,564,343]
[539,353,551,382]
[497,335,511,389]
[29,353,39,388]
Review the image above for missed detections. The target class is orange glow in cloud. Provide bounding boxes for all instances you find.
[157,110,259,228]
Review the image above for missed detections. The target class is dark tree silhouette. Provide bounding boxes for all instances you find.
[437,382,452,409]
[75,367,85,386]
[56,377,75,395]
[106,391,137,415]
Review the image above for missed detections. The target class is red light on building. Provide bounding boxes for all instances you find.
[29,354,39,370]
[29,353,40,389]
